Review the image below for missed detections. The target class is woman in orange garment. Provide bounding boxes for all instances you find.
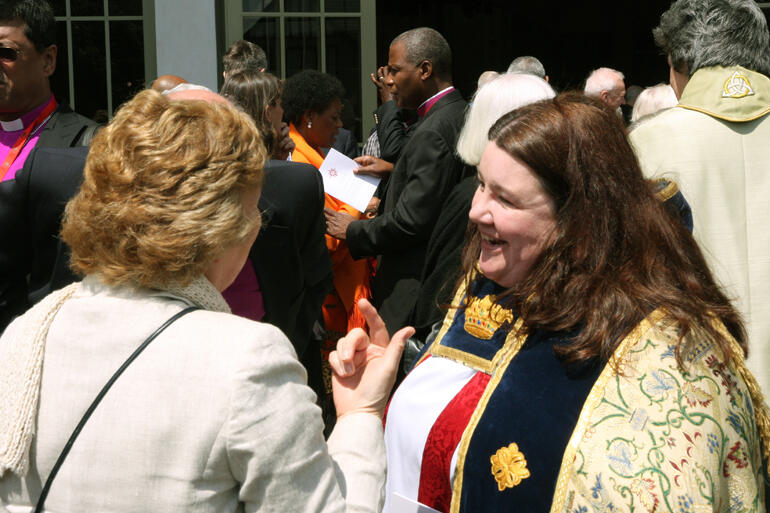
[282,70,370,395]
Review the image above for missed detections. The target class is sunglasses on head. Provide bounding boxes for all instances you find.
[0,46,20,62]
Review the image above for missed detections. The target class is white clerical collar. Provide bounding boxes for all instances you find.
[416,86,455,112]
[0,118,23,132]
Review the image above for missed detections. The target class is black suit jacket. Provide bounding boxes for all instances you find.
[38,104,98,147]
[0,146,89,331]
[411,174,476,339]
[374,100,416,163]
[249,159,333,357]
[346,89,470,333]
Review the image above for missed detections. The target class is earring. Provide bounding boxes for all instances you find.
[307,120,312,129]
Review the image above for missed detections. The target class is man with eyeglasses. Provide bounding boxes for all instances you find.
[584,67,626,117]
[0,0,95,184]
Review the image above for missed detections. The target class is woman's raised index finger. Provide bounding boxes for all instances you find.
[357,298,390,347]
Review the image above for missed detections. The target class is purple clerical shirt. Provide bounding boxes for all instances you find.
[0,95,56,182]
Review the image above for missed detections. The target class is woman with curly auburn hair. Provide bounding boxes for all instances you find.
[334,92,770,512]
[0,88,408,512]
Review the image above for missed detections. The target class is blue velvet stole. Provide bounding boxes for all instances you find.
[456,326,601,512]
[418,277,603,512]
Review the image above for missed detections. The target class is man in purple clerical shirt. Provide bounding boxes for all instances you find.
[0,0,95,183]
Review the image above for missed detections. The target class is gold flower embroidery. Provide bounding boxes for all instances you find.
[490,443,531,491]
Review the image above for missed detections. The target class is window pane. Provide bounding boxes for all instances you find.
[108,0,142,16]
[242,0,279,13]
[325,0,359,12]
[51,20,70,108]
[285,0,319,12]
[71,0,103,16]
[110,21,144,111]
[325,17,361,141]
[243,17,280,74]
[285,18,320,77]
[51,0,66,17]
[72,21,107,121]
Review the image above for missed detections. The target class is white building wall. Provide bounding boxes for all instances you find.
[154,0,218,91]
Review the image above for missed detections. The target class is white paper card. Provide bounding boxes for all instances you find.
[390,493,442,513]
[318,148,380,212]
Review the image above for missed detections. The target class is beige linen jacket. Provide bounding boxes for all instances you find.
[0,275,385,512]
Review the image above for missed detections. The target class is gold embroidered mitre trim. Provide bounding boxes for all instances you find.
[464,294,513,340]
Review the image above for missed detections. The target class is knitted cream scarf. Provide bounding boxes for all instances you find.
[0,276,229,477]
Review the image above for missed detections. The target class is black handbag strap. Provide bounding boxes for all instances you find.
[34,305,200,512]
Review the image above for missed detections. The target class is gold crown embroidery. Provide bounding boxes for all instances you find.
[464,294,513,339]
[722,71,754,99]
[490,443,531,491]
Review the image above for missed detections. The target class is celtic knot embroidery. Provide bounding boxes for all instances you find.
[722,71,755,99]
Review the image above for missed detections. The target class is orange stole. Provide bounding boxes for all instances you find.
[289,124,370,337]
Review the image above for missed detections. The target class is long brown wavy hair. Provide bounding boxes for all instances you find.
[461,92,746,368]
[221,69,282,156]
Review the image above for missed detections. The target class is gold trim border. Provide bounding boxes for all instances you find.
[548,308,667,513]
[676,103,770,123]
[449,317,527,513]
[417,280,521,373]
[652,178,679,203]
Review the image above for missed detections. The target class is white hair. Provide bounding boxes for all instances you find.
[456,73,556,166]
[161,83,213,96]
[507,56,547,79]
[630,83,678,123]
[584,67,625,97]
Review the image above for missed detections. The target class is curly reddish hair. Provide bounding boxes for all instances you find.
[61,89,267,288]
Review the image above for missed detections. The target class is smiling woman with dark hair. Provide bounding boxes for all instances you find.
[335,92,770,513]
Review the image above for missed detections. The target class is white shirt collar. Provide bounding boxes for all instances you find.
[416,86,455,112]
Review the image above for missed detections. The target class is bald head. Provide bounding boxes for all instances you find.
[165,87,230,105]
[477,70,500,89]
[584,67,626,110]
[151,74,187,93]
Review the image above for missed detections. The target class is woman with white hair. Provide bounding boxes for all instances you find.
[630,83,678,125]
[410,73,555,347]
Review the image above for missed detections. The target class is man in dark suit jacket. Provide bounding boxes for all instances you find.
[248,159,333,414]
[251,159,333,358]
[0,146,87,331]
[325,27,470,334]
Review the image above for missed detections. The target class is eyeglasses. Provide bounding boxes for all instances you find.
[0,46,20,62]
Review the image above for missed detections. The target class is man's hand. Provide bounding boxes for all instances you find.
[273,122,295,161]
[354,155,394,178]
[325,207,356,239]
[364,197,380,219]
[370,65,392,103]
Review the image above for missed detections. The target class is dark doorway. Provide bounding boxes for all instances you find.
[376,1,673,99]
